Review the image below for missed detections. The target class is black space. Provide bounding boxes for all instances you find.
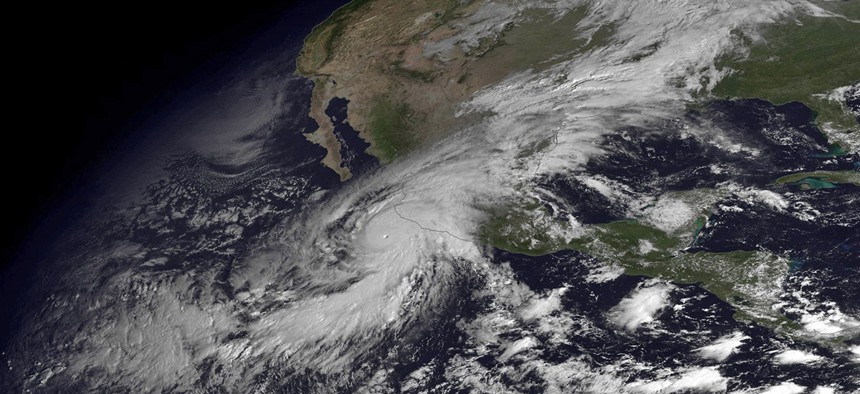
[3,1,305,268]
[2,0,353,351]
[1,1,335,347]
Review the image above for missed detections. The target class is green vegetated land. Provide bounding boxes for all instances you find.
[367,96,417,161]
[712,11,860,133]
[479,199,562,256]
[479,200,800,331]
[470,7,616,75]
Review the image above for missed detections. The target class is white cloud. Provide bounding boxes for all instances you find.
[695,332,748,362]
[608,279,673,331]
[773,349,823,365]
[638,239,657,255]
[586,263,624,283]
[737,189,789,212]
[498,336,540,362]
[779,284,860,338]
[641,196,696,234]
[627,367,727,393]
[760,382,807,394]
[520,287,566,321]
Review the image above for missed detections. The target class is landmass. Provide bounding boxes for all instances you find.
[296,0,611,178]
[772,170,860,188]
